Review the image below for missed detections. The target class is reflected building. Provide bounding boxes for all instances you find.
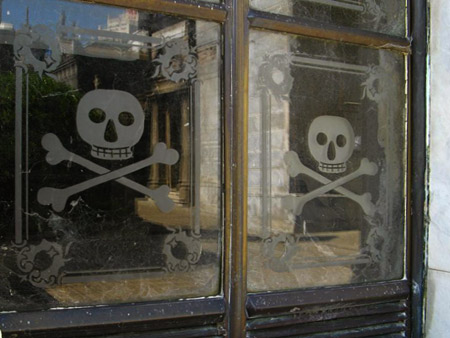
[50,10,222,232]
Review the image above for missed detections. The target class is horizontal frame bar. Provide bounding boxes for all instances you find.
[0,297,225,336]
[82,0,227,22]
[247,300,408,330]
[248,9,411,54]
[14,326,223,338]
[246,280,410,317]
[247,315,406,338]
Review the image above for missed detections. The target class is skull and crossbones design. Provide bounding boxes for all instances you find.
[284,115,378,217]
[37,89,179,213]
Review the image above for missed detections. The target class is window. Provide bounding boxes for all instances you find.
[0,0,427,337]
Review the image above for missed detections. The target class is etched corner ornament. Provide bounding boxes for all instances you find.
[258,53,293,102]
[361,65,389,104]
[262,233,298,273]
[14,240,71,288]
[152,40,198,83]
[284,115,378,217]
[362,0,385,27]
[37,89,180,213]
[163,230,202,272]
[14,24,61,77]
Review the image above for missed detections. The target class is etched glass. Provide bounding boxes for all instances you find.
[247,30,407,292]
[0,0,222,311]
[250,0,406,37]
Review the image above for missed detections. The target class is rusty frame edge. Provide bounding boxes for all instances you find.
[81,0,227,22]
[410,0,429,337]
[248,9,411,54]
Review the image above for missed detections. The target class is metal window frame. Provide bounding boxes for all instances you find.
[0,0,427,337]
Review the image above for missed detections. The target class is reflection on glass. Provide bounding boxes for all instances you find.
[250,0,406,37]
[247,30,406,292]
[0,0,222,311]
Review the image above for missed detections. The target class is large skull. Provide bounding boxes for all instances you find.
[308,115,355,174]
[76,90,144,160]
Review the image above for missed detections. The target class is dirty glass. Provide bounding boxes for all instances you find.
[247,30,407,292]
[0,0,222,311]
[250,0,406,37]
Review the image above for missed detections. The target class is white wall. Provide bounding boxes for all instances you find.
[426,0,450,336]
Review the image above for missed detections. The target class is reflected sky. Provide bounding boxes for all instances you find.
[1,0,123,30]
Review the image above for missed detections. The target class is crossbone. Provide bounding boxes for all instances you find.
[37,133,179,213]
[284,151,378,216]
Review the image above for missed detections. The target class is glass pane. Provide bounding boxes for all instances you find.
[250,0,406,37]
[0,0,222,311]
[247,30,406,292]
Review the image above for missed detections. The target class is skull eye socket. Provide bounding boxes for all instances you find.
[316,132,328,145]
[118,112,135,126]
[336,134,347,147]
[89,108,106,123]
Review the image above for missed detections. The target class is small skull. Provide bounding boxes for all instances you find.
[76,89,144,160]
[308,115,355,174]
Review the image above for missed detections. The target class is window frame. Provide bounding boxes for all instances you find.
[0,0,427,337]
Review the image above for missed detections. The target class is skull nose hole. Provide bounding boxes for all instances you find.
[327,142,336,161]
[104,119,118,143]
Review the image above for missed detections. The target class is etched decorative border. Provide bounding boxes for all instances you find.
[10,20,203,287]
[296,0,386,28]
[300,0,364,12]
[257,51,388,270]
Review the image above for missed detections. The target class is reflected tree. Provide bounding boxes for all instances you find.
[0,69,81,240]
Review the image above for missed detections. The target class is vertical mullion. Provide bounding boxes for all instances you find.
[223,0,249,336]
[410,0,428,337]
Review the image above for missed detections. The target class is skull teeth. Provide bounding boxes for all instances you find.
[91,146,133,160]
[319,162,346,174]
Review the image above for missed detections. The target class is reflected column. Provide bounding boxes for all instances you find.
[148,100,160,189]
[178,95,191,204]
[165,105,171,187]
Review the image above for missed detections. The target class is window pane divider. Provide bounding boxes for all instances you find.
[409,0,428,337]
[248,9,411,54]
[223,0,250,336]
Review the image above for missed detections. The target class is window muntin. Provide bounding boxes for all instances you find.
[247,30,407,292]
[0,0,222,311]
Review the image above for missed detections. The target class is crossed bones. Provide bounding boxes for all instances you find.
[37,133,179,213]
[284,151,378,216]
